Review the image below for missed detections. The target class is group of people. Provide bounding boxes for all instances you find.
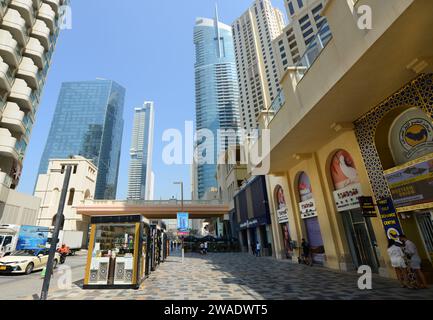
[199,242,208,255]
[387,234,429,289]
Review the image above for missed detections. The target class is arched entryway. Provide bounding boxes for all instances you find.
[330,149,379,272]
[274,185,293,259]
[297,172,325,264]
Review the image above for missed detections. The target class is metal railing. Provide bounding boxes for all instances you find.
[82,199,227,206]
[0,171,13,188]
[294,21,333,83]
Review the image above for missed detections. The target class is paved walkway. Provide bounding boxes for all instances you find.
[40,252,433,300]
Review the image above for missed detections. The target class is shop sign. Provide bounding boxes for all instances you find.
[299,199,317,219]
[377,198,403,241]
[277,207,289,224]
[384,154,433,210]
[240,218,258,229]
[359,196,377,218]
[333,183,363,212]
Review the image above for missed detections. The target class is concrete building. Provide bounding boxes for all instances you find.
[254,0,433,282]
[127,102,155,200]
[193,13,240,199]
[216,146,248,239]
[232,0,285,131]
[37,79,125,200]
[34,156,97,246]
[273,0,331,74]
[0,0,69,219]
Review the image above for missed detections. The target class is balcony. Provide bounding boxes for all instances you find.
[1,8,30,47]
[0,0,12,19]
[0,56,14,91]
[16,56,39,89]
[24,37,45,68]
[37,3,55,31]
[0,171,13,189]
[44,0,59,13]
[0,128,18,160]
[10,0,36,27]
[255,0,433,174]
[30,19,50,50]
[7,78,34,111]
[294,23,333,83]
[0,102,25,135]
[0,30,22,67]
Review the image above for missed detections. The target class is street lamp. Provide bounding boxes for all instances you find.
[173,181,184,212]
[173,181,184,262]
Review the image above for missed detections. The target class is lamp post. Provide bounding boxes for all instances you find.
[173,181,184,262]
[40,164,72,300]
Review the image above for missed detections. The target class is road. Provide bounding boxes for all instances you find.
[0,253,87,300]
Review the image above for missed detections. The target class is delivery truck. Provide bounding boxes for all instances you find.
[0,225,49,257]
[48,230,83,255]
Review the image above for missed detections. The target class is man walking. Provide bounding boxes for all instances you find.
[256,241,261,257]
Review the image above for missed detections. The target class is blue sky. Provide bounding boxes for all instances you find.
[18,0,286,200]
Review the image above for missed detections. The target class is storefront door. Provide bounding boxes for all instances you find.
[341,209,379,272]
[417,212,433,262]
[304,217,325,264]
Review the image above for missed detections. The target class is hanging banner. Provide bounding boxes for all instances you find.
[177,212,189,235]
[377,198,403,241]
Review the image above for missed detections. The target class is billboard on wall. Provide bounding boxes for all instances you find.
[384,154,433,210]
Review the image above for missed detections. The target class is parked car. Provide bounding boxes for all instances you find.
[0,249,60,275]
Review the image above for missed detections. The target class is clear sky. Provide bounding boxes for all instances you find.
[18,0,286,201]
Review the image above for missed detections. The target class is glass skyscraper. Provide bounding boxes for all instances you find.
[127,102,154,200]
[193,13,240,199]
[37,79,125,200]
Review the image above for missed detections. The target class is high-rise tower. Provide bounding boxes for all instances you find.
[37,79,125,200]
[193,9,240,199]
[127,101,154,200]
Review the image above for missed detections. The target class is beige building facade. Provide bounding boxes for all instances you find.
[254,0,433,282]
[34,157,97,245]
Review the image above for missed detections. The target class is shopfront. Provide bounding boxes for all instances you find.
[330,150,379,272]
[354,74,433,282]
[297,172,325,264]
[235,176,273,256]
[84,215,150,289]
[274,185,293,259]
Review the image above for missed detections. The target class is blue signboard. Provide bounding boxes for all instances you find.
[177,213,189,233]
[16,226,49,250]
[377,198,404,241]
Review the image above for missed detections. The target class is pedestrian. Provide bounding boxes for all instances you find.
[301,238,312,266]
[199,242,204,255]
[387,239,410,288]
[204,241,208,255]
[400,235,428,289]
[255,241,261,257]
[250,243,255,256]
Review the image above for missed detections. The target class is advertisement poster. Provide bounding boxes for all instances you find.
[275,185,292,258]
[331,150,360,190]
[377,198,403,241]
[276,186,289,224]
[177,212,189,235]
[298,172,313,202]
[384,156,433,209]
[16,226,49,250]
